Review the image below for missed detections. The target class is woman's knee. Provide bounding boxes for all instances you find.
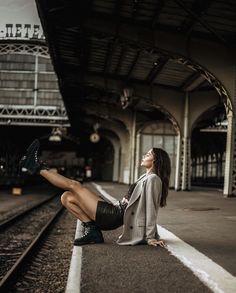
[68,180,83,193]
[61,191,73,206]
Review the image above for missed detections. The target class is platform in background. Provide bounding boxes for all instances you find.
[0,184,60,221]
[93,182,236,277]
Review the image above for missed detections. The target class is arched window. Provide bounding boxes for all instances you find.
[139,121,177,188]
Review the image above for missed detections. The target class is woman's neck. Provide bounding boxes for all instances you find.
[145,168,153,175]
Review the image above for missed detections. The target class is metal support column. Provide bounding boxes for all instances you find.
[34,53,39,111]
[134,133,141,182]
[130,111,136,184]
[175,131,181,191]
[112,142,120,182]
[181,92,191,190]
[203,155,207,180]
[223,112,235,196]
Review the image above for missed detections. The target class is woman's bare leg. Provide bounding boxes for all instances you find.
[69,187,104,221]
[61,191,104,245]
[40,169,80,190]
[61,191,91,222]
[40,169,104,221]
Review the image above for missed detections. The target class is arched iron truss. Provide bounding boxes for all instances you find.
[0,41,70,127]
[177,57,233,116]
[96,33,233,116]
[145,46,233,117]
[136,99,181,135]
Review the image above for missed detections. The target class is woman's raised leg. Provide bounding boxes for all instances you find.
[40,169,81,190]
[19,140,104,244]
[40,169,104,220]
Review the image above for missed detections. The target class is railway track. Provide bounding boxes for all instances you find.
[0,193,58,231]
[0,195,64,291]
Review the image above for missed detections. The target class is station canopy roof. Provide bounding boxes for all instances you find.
[35,0,236,133]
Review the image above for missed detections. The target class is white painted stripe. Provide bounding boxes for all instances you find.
[92,182,118,204]
[93,182,236,293]
[65,220,83,293]
[158,226,236,293]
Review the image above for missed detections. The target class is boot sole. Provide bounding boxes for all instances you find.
[26,139,40,153]
[19,139,40,174]
[74,239,104,246]
[74,242,104,246]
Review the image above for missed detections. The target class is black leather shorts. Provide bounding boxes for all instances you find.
[95,201,124,231]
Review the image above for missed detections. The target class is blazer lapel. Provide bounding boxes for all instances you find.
[127,174,146,207]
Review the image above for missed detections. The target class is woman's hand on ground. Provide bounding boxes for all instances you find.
[121,197,129,205]
[147,239,167,248]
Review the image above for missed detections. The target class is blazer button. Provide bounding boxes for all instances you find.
[130,226,133,229]
[131,211,134,215]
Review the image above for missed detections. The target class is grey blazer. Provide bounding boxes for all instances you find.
[117,172,162,245]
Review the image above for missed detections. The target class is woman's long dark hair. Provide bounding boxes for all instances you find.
[151,148,171,208]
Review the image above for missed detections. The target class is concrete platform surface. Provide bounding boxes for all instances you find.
[68,182,236,293]
[96,182,236,276]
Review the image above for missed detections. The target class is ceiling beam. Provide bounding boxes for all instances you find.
[131,0,140,20]
[180,72,205,91]
[81,11,232,50]
[104,0,123,75]
[127,51,141,79]
[180,72,199,90]
[114,0,123,17]
[179,0,213,34]
[151,0,165,28]
[45,7,233,47]
[174,0,227,46]
[46,1,95,27]
[145,56,168,84]
[114,45,127,74]
[84,71,182,92]
[103,39,117,74]
[193,79,208,92]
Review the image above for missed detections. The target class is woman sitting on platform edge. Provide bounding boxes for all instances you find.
[19,140,171,247]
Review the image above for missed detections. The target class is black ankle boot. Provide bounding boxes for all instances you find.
[19,139,49,175]
[74,221,104,246]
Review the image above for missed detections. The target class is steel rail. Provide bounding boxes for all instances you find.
[0,193,59,231]
[0,205,64,291]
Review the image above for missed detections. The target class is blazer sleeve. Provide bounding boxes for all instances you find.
[145,175,162,240]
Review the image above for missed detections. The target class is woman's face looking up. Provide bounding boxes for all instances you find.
[140,149,154,168]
